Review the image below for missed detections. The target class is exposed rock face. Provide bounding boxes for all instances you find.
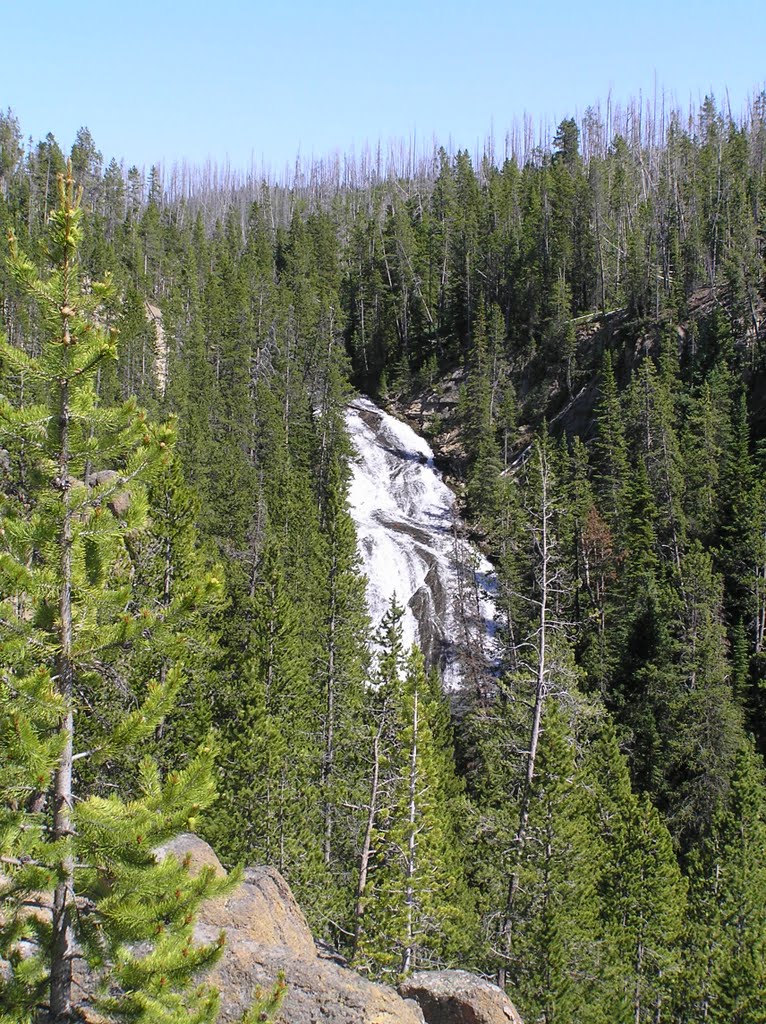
[145,301,168,397]
[202,938,425,1024]
[398,970,523,1024]
[202,866,317,960]
[159,835,424,1023]
[155,831,228,879]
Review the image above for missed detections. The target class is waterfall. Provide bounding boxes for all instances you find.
[345,396,498,691]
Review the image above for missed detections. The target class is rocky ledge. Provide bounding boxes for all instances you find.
[164,835,523,1024]
[399,970,524,1024]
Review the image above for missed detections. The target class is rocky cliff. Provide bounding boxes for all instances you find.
[165,835,523,1024]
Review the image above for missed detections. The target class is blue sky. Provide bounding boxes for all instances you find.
[2,0,764,174]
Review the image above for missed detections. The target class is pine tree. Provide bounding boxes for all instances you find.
[662,545,743,842]
[133,448,225,772]
[0,665,67,1021]
[204,661,289,870]
[566,436,614,681]
[718,392,765,720]
[509,702,604,1024]
[0,167,234,1024]
[498,431,579,970]
[588,723,686,1023]
[625,352,686,579]
[463,301,505,535]
[314,440,371,926]
[351,598,407,961]
[679,742,766,1023]
[355,647,477,980]
[592,350,629,534]
[680,372,731,545]
[210,540,322,892]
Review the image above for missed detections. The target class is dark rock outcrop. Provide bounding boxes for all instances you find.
[399,970,523,1024]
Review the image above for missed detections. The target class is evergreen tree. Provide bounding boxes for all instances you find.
[463,301,505,534]
[680,371,731,545]
[355,648,477,980]
[0,167,233,1024]
[592,350,629,534]
[625,351,686,578]
[512,703,606,1024]
[132,449,225,772]
[679,742,766,1023]
[4,92,766,1011]
[204,661,289,870]
[588,723,686,1023]
[478,430,585,989]
[314,443,372,922]
[351,598,408,961]
[210,540,321,883]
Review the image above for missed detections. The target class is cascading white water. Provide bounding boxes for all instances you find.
[345,396,499,691]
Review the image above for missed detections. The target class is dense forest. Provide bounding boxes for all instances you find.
[2,90,766,1023]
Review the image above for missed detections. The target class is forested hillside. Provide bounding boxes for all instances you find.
[2,91,766,1023]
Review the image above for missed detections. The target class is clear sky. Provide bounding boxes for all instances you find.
[2,0,764,175]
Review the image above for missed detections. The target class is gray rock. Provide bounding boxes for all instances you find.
[160,835,425,1023]
[398,970,523,1024]
[200,865,317,960]
[108,490,131,517]
[155,831,228,879]
[199,936,425,1024]
[10,834,471,1024]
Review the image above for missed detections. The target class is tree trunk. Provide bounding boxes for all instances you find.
[353,719,384,959]
[322,553,337,866]
[498,442,552,989]
[50,296,75,1023]
[401,685,419,975]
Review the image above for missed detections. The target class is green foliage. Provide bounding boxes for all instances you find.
[237,973,287,1024]
[588,723,686,1021]
[508,703,604,1023]
[0,667,66,1019]
[679,741,766,1022]
[3,93,766,1019]
[0,168,236,1024]
[355,644,478,980]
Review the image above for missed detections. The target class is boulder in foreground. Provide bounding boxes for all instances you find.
[399,969,523,1024]
[162,835,425,1023]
